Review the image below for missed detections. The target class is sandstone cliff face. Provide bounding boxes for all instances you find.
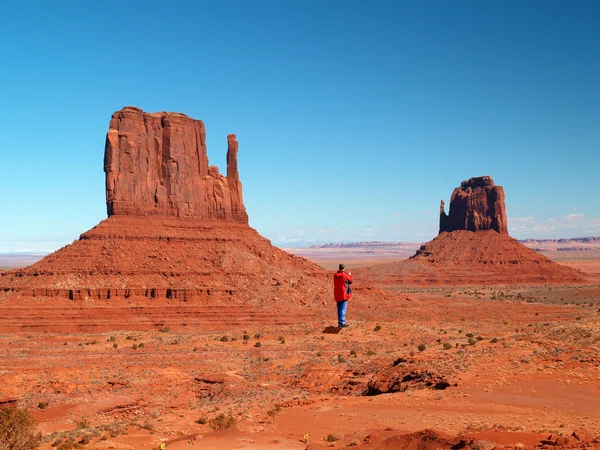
[104,106,248,223]
[439,176,507,234]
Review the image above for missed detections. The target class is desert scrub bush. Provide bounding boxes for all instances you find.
[37,402,49,410]
[139,420,154,431]
[254,342,262,348]
[490,337,499,343]
[254,332,263,339]
[337,354,347,363]
[209,413,236,430]
[417,344,426,352]
[220,335,229,342]
[465,332,474,338]
[76,419,89,429]
[242,333,250,341]
[443,342,452,350]
[324,434,339,442]
[349,349,357,357]
[56,439,76,450]
[278,336,285,344]
[267,405,281,418]
[468,338,476,346]
[0,406,42,450]
[373,325,381,332]
[195,417,207,425]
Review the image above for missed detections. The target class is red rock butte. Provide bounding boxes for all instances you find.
[105,106,248,223]
[0,107,395,331]
[439,175,507,234]
[355,176,584,286]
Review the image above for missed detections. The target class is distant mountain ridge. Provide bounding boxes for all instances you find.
[519,236,600,244]
[310,241,419,249]
[313,236,600,249]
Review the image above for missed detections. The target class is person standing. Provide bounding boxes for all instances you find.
[333,263,353,328]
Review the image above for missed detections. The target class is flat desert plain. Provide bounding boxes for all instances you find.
[1,246,599,449]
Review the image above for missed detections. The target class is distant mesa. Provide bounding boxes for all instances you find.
[105,106,248,223]
[355,175,583,286]
[439,175,507,234]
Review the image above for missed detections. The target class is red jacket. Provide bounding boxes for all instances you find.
[333,270,353,301]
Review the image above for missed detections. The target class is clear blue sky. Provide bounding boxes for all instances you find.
[1,0,598,252]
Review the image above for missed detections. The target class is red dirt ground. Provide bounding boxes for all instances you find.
[1,231,599,449]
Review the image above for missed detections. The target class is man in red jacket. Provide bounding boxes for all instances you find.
[333,263,353,328]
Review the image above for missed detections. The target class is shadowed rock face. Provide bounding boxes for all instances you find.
[104,106,248,223]
[439,176,507,234]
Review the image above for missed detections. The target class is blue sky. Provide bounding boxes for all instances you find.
[0,0,598,252]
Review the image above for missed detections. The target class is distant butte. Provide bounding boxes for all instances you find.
[355,176,584,286]
[439,175,507,234]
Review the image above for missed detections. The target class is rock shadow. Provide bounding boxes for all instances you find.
[322,326,341,334]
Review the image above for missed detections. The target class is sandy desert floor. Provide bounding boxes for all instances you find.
[1,251,599,449]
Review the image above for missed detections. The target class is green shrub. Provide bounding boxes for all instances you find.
[417,344,426,352]
[209,413,236,430]
[0,406,42,450]
[267,405,281,417]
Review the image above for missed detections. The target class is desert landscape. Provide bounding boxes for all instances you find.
[0,108,599,450]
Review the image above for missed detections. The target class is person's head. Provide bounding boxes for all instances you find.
[339,263,345,271]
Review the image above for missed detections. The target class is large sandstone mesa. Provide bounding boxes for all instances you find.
[0,106,397,332]
[105,106,248,223]
[439,176,507,234]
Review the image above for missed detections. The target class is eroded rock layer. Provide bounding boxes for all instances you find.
[105,107,248,223]
[439,176,507,234]
[0,216,328,305]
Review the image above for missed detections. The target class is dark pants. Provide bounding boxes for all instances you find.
[336,300,348,327]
